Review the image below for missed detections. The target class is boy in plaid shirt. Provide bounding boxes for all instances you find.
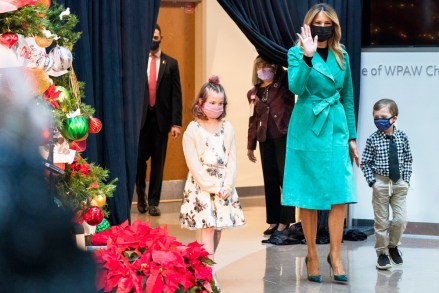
[361,99,413,270]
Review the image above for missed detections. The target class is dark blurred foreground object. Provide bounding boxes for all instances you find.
[0,69,96,292]
[343,229,368,241]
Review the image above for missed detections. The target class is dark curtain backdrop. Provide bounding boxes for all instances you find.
[217,0,362,118]
[57,0,161,225]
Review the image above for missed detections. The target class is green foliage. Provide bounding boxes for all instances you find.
[0,4,49,36]
[45,4,81,48]
[0,2,81,48]
[55,156,117,215]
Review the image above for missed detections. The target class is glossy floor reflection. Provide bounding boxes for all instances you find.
[131,196,439,293]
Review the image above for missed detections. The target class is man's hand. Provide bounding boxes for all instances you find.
[170,126,181,139]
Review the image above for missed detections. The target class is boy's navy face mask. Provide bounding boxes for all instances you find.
[374,116,394,131]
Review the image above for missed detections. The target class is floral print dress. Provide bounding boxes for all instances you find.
[180,121,246,230]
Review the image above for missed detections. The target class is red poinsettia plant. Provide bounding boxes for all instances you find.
[92,220,220,293]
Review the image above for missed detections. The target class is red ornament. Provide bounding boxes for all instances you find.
[74,209,84,224]
[54,162,65,171]
[0,33,18,48]
[41,129,50,145]
[71,140,87,152]
[83,206,104,226]
[88,117,102,134]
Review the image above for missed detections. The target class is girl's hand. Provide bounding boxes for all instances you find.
[219,189,231,200]
[297,24,317,57]
[349,140,360,167]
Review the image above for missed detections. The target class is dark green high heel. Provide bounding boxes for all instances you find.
[305,256,322,283]
[327,255,348,282]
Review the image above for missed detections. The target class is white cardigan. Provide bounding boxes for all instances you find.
[182,120,237,194]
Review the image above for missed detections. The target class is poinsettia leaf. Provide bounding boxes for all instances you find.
[174,283,185,293]
[212,282,221,293]
[146,270,164,293]
[116,277,133,293]
[193,265,213,281]
[186,286,202,293]
[200,257,216,266]
[123,250,141,262]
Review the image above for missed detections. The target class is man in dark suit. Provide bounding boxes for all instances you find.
[136,24,182,216]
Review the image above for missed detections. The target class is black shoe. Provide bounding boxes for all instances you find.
[137,202,147,214]
[149,206,161,216]
[376,254,392,270]
[389,247,403,265]
[263,224,278,235]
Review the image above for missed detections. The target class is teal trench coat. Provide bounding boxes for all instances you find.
[282,46,357,210]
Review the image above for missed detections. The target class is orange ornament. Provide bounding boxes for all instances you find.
[91,194,106,208]
[24,68,51,96]
[35,0,51,8]
[35,35,53,48]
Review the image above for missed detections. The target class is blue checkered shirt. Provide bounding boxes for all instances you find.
[361,127,413,186]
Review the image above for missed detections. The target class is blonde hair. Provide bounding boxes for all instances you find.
[301,3,345,69]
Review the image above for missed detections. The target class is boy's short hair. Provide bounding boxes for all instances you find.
[373,99,399,116]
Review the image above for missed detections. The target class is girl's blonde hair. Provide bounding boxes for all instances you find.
[301,3,345,69]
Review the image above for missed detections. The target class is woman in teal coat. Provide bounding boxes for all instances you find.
[282,3,360,283]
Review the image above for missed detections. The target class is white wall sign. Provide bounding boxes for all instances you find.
[351,51,439,224]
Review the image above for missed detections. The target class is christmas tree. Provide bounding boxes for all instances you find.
[0,0,116,229]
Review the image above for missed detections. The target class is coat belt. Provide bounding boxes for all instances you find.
[310,91,341,136]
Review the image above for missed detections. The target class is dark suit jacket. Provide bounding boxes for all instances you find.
[141,52,182,133]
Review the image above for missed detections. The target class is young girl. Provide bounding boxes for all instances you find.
[180,75,246,271]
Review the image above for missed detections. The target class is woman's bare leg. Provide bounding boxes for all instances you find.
[328,204,346,275]
[301,208,319,276]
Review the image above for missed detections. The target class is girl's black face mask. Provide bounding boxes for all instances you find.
[311,25,333,41]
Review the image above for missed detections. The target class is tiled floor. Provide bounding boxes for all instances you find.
[132,196,439,293]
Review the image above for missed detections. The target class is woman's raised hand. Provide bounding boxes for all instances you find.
[297,24,317,57]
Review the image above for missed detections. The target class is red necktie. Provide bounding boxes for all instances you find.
[149,53,157,107]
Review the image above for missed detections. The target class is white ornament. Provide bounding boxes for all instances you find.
[47,46,73,77]
[59,8,71,20]
[42,29,53,38]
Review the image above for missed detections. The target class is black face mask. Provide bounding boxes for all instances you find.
[150,40,161,51]
[311,25,333,41]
